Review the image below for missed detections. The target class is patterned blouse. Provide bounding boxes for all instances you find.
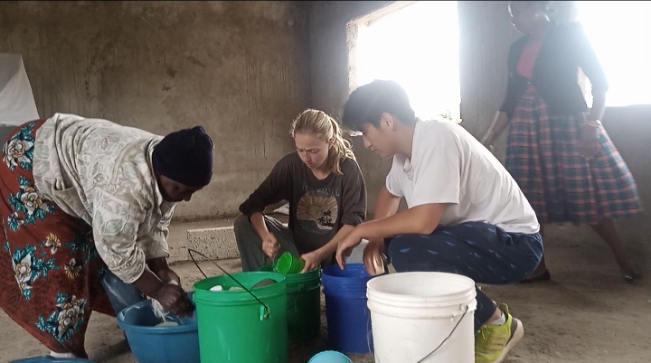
[32,113,176,283]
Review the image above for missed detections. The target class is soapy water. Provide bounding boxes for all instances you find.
[151,298,183,326]
[147,280,187,327]
[119,299,185,328]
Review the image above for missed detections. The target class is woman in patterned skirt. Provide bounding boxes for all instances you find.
[482,1,643,282]
[1,114,213,362]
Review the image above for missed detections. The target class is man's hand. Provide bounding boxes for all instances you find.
[363,238,385,276]
[300,250,324,273]
[261,232,279,259]
[335,229,363,270]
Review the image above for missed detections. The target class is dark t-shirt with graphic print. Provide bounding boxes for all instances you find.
[239,152,367,265]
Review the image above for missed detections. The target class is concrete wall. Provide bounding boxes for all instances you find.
[0,1,311,221]
[308,1,650,268]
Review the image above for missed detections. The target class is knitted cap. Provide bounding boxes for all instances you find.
[152,126,213,187]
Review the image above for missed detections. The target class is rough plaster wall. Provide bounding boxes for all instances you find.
[0,1,311,221]
[309,1,650,267]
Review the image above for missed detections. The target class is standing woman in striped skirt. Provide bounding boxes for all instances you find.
[482,1,644,282]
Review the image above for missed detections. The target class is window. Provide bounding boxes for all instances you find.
[353,1,461,121]
[577,1,651,107]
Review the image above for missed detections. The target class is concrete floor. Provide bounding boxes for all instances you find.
[1,237,649,363]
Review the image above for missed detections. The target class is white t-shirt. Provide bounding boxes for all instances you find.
[386,119,540,234]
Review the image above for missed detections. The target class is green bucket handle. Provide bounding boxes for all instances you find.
[188,249,271,320]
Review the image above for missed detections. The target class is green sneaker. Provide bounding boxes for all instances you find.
[475,304,524,363]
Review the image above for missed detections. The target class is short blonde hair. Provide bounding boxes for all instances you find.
[290,109,356,176]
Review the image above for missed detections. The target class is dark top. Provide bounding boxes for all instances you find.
[500,22,608,117]
[239,152,367,262]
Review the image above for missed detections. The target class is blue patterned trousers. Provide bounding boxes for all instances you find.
[385,221,543,332]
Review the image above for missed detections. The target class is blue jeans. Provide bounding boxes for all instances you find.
[101,270,146,315]
[384,221,543,332]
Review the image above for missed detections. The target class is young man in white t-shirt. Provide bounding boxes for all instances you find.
[335,80,543,363]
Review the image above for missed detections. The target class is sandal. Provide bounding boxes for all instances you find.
[10,356,96,363]
[519,270,551,283]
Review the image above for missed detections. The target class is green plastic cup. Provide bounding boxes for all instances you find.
[274,252,305,274]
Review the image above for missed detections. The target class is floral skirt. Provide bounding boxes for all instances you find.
[0,120,113,358]
[505,88,644,225]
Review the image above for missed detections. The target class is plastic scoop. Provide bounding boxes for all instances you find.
[274,252,305,274]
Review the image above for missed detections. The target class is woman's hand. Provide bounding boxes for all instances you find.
[579,122,601,158]
[300,250,324,273]
[156,268,181,285]
[147,258,181,285]
[151,282,194,317]
[261,232,279,259]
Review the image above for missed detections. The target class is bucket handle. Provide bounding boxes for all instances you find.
[370,304,470,363]
[188,248,271,320]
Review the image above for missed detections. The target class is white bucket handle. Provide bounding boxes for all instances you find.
[369,304,471,363]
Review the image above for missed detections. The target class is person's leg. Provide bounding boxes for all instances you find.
[521,224,550,282]
[234,214,299,271]
[591,219,641,280]
[385,221,542,363]
[386,221,542,329]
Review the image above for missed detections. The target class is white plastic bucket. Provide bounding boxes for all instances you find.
[367,272,477,363]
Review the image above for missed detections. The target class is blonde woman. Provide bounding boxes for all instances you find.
[235,109,367,272]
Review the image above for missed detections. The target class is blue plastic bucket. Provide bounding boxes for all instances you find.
[116,292,199,363]
[321,263,374,354]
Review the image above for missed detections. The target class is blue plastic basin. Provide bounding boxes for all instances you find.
[116,292,199,363]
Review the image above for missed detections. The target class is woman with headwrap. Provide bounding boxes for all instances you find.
[0,113,214,362]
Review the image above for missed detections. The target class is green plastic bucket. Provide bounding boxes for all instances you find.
[260,264,322,343]
[193,271,288,363]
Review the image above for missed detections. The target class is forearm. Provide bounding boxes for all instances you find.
[482,111,510,145]
[249,212,271,238]
[588,91,607,121]
[147,257,169,274]
[318,224,355,256]
[354,204,445,240]
[132,268,165,298]
[355,212,431,240]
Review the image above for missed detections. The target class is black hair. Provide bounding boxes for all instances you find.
[341,80,416,132]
